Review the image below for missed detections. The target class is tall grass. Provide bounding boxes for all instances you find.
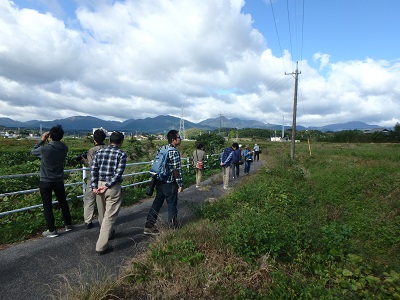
[12,143,400,299]
[24,142,400,298]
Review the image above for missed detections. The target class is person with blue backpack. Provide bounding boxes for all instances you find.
[144,130,184,235]
[220,142,239,190]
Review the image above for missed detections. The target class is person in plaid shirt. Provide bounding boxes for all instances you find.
[91,131,127,255]
[144,129,184,235]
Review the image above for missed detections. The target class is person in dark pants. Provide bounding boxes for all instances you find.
[31,125,72,238]
[231,144,242,179]
[144,130,184,235]
[243,145,253,175]
[253,144,260,161]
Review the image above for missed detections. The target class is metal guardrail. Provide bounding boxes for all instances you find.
[0,158,194,217]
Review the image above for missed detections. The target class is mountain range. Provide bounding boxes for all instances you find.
[0,115,386,133]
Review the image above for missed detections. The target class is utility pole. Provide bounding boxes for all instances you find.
[219,112,223,134]
[179,107,185,140]
[286,62,301,160]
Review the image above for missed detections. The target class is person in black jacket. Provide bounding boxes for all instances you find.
[231,144,242,179]
[31,125,72,238]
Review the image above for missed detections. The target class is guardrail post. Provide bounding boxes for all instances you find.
[82,168,87,196]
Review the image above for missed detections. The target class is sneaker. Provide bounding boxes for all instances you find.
[196,185,200,188]
[85,222,93,229]
[171,217,179,229]
[96,246,114,256]
[65,225,73,232]
[42,230,58,238]
[109,229,116,240]
[143,226,160,236]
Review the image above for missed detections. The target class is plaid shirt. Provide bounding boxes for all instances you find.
[90,145,127,189]
[166,145,183,186]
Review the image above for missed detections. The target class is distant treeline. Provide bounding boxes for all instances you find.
[201,123,400,143]
[3,122,400,144]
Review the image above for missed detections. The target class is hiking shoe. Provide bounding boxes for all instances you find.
[96,246,114,256]
[42,230,58,238]
[85,222,93,229]
[143,226,160,236]
[65,225,73,232]
[109,229,116,240]
[171,217,179,229]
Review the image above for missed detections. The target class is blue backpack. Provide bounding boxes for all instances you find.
[149,145,173,181]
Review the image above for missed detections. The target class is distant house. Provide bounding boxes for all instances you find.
[363,128,390,134]
[270,137,290,142]
[92,127,128,137]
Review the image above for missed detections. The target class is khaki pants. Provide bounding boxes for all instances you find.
[195,168,203,186]
[83,179,96,224]
[95,181,122,252]
[222,166,231,189]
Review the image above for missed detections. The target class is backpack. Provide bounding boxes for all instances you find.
[149,145,173,181]
[220,147,233,163]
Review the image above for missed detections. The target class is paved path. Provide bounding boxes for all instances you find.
[0,161,263,300]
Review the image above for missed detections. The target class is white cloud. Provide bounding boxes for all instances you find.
[0,0,399,127]
[313,52,330,70]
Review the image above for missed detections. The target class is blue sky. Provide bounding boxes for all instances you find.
[1,0,399,127]
[243,0,400,62]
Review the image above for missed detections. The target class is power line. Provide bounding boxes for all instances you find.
[269,0,287,73]
[300,0,305,68]
[286,0,294,69]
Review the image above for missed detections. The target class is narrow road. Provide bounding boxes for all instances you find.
[0,161,263,300]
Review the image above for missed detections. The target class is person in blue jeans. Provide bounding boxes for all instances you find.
[144,130,184,235]
[243,145,253,175]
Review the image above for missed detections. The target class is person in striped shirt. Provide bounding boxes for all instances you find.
[144,129,184,235]
[91,131,127,255]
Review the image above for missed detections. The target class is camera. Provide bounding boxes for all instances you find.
[145,177,157,196]
[75,151,88,162]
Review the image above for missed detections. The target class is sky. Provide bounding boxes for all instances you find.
[0,0,399,128]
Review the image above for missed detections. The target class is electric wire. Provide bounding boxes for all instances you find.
[300,0,305,69]
[269,0,287,73]
[253,75,292,103]
[286,0,294,70]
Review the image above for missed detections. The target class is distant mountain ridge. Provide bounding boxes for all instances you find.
[0,115,386,133]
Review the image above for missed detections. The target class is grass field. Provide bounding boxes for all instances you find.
[2,140,399,298]
[0,137,220,245]
[64,141,399,299]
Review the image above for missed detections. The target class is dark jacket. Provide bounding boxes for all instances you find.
[232,148,242,163]
[31,140,68,182]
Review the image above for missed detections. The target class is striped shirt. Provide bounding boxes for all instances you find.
[166,145,183,187]
[90,145,127,189]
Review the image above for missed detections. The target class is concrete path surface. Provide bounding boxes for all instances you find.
[0,161,263,300]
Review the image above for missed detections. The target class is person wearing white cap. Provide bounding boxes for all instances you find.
[253,144,260,161]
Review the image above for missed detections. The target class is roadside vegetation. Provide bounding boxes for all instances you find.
[61,142,399,299]
[1,134,399,298]
[0,133,225,246]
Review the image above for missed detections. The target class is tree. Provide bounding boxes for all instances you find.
[393,122,400,142]
[194,132,225,154]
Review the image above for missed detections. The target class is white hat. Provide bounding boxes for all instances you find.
[239,144,242,148]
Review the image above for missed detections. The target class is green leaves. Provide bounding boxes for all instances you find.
[151,239,205,267]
